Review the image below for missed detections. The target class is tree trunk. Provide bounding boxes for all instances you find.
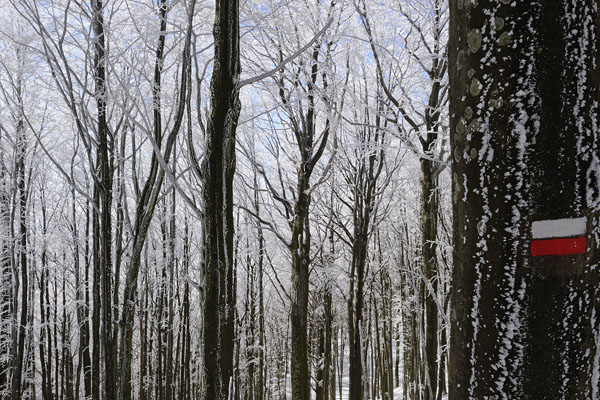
[349,240,366,400]
[91,185,100,400]
[0,111,11,399]
[166,186,176,400]
[91,2,116,398]
[257,207,265,400]
[72,181,92,400]
[201,0,240,398]
[11,70,27,400]
[421,158,439,400]
[290,190,311,400]
[39,194,52,400]
[117,2,192,397]
[324,291,332,400]
[315,289,331,400]
[436,324,446,400]
[449,0,600,398]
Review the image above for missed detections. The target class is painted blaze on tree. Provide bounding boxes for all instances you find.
[449,0,600,398]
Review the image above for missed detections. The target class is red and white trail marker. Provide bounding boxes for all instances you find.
[531,217,587,257]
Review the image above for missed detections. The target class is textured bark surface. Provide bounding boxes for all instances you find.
[11,78,26,400]
[91,2,116,399]
[449,0,600,398]
[421,155,439,400]
[290,184,312,400]
[201,0,240,398]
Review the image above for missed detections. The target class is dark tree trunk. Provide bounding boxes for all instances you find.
[421,157,439,400]
[347,96,386,400]
[91,2,116,399]
[356,2,447,397]
[179,219,191,400]
[39,193,52,400]
[449,0,600,398]
[166,186,176,400]
[315,289,331,400]
[290,186,312,400]
[117,2,191,397]
[139,250,149,400]
[72,180,92,400]
[11,71,27,400]
[90,183,101,400]
[265,17,333,398]
[348,237,366,400]
[323,291,333,400]
[201,0,240,398]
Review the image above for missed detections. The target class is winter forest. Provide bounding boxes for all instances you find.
[0,0,599,399]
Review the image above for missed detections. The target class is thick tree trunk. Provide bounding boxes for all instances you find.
[11,76,27,400]
[315,289,331,400]
[91,2,116,399]
[349,240,366,400]
[421,158,439,400]
[91,186,100,400]
[449,0,600,398]
[201,0,240,398]
[290,190,311,400]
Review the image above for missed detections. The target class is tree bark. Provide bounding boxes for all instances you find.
[71,176,92,400]
[0,92,12,400]
[91,2,116,398]
[39,192,52,400]
[449,0,600,398]
[201,0,240,398]
[290,184,312,400]
[421,158,439,400]
[11,65,27,400]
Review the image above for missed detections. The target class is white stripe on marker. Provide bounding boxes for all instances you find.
[531,217,586,239]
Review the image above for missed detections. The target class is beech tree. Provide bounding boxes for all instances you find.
[332,78,392,400]
[2,0,597,399]
[449,0,600,398]
[201,0,240,398]
[356,1,450,398]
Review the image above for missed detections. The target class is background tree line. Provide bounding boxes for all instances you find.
[16,0,600,399]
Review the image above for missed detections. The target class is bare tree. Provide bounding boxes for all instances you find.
[356,1,449,397]
[332,79,392,400]
[200,0,240,398]
[116,1,194,398]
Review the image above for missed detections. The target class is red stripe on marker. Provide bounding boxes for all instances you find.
[531,236,586,257]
